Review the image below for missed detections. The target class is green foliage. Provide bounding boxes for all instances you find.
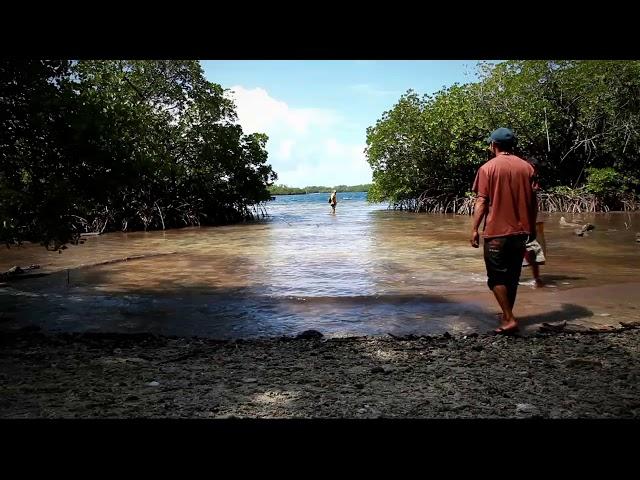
[366,60,640,211]
[548,185,578,196]
[0,60,277,248]
[585,167,638,196]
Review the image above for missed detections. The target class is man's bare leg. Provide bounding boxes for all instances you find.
[531,262,544,287]
[491,284,518,332]
[525,251,544,287]
[507,282,518,309]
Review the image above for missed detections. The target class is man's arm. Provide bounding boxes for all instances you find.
[470,195,488,248]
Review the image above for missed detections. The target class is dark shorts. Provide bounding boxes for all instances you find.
[483,234,528,290]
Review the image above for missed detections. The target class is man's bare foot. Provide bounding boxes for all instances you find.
[495,318,519,334]
[534,278,545,288]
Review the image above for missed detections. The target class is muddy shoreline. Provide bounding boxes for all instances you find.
[2,326,639,419]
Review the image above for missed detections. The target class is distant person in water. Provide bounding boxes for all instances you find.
[329,190,337,213]
[470,128,537,335]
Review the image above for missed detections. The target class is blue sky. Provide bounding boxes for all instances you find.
[201,60,489,187]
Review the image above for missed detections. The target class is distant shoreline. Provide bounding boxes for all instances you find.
[272,190,367,196]
[268,184,372,196]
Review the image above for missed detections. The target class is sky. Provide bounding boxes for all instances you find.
[201,60,489,188]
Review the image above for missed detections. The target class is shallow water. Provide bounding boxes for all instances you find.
[1,192,639,337]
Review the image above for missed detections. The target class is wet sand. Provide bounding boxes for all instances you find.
[450,281,640,335]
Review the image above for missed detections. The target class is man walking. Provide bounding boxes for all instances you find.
[470,128,537,334]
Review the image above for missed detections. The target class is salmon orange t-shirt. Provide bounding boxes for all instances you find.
[472,153,536,238]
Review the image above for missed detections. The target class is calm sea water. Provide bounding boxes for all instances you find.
[1,192,639,337]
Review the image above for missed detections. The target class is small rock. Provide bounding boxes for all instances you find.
[370,366,385,374]
[565,358,602,369]
[18,325,41,333]
[539,321,567,333]
[620,321,640,328]
[296,329,323,339]
[355,383,365,389]
[242,378,258,383]
[146,381,160,387]
[515,403,540,417]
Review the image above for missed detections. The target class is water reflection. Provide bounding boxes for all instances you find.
[1,193,639,338]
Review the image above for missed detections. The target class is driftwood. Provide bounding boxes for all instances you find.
[560,216,596,236]
[574,223,596,236]
[0,264,41,280]
[559,216,582,227]
[539,321,640,334]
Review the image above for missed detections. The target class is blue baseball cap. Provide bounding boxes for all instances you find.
[487,127,516,145]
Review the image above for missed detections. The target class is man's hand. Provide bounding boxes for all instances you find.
[470,230,480,248]
[471,195,487,249]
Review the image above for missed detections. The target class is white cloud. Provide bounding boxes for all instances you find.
[228,86,339,135]
[226,86,372,187]
[324,138,366,165]
[277,139,295,160]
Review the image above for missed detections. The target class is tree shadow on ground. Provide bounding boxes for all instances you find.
[518,303,593,329]
[0,265,597,340]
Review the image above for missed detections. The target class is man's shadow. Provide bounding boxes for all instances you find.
[518,303,593,328]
